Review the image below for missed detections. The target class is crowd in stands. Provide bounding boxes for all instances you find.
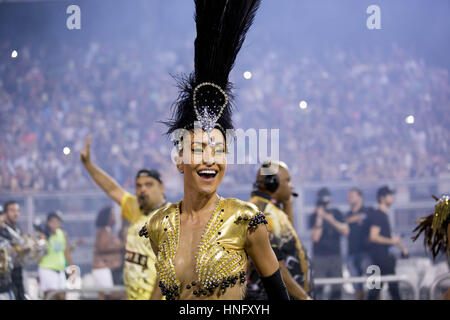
[1,35,449,193]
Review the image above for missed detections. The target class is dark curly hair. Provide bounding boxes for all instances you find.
[95,206,113,228]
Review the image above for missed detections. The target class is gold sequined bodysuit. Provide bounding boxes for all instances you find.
[141,197,267,300]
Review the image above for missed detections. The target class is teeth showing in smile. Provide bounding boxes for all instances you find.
[197,169,218,178]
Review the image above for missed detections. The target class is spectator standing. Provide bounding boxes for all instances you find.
[38,210,73,300]
[309,188,349,300]
[92,206,125,300]
[367,186,408,300]
[345,188,371,300]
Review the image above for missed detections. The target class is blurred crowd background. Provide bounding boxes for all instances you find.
[0,0,449,300]
[1,0,449,193]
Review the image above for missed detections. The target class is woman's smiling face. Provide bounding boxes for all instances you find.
[177,128,227,196]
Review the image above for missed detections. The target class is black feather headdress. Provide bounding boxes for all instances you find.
[164,0,262,146]
[412,195,450,258]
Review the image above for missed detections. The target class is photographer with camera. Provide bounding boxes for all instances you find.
[308,188,349,300]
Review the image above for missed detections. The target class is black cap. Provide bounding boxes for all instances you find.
[136,169,162,184]
[377,185,396,200]
[317,187,331,198]
[47,210,63,222]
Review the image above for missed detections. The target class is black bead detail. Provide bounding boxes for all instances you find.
[138,224,149,238]
[158,280,179,300]
[183,271,247,297]
[248,213,268,228]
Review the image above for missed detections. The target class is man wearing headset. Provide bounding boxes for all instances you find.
[245,161,312,300]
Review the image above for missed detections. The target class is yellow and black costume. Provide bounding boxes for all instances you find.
[246,191,312,299]
[140,198,267,300]
[121,193,170,299]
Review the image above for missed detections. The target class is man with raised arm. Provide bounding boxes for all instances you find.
[81,135,168,300]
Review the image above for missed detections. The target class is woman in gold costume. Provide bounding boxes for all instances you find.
[139,0,289,300]
[413,195,450,300]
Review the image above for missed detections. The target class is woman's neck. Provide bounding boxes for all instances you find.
[182,189,219,217]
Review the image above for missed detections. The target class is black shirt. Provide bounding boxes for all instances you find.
[308,208,344,256]
[366,209,392,259]
[346,206,371,255]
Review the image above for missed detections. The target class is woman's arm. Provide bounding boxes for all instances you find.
[245,224,289,300]
[64,232,73,266]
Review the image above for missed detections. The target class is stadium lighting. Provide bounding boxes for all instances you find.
[299,100,308,109]
[11,50,18,58]
[243,71,252,80]
[405,115,415,124]
[63,147,71,155]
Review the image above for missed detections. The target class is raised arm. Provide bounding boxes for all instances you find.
[80,135,125,205]
[245,223,289,300]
